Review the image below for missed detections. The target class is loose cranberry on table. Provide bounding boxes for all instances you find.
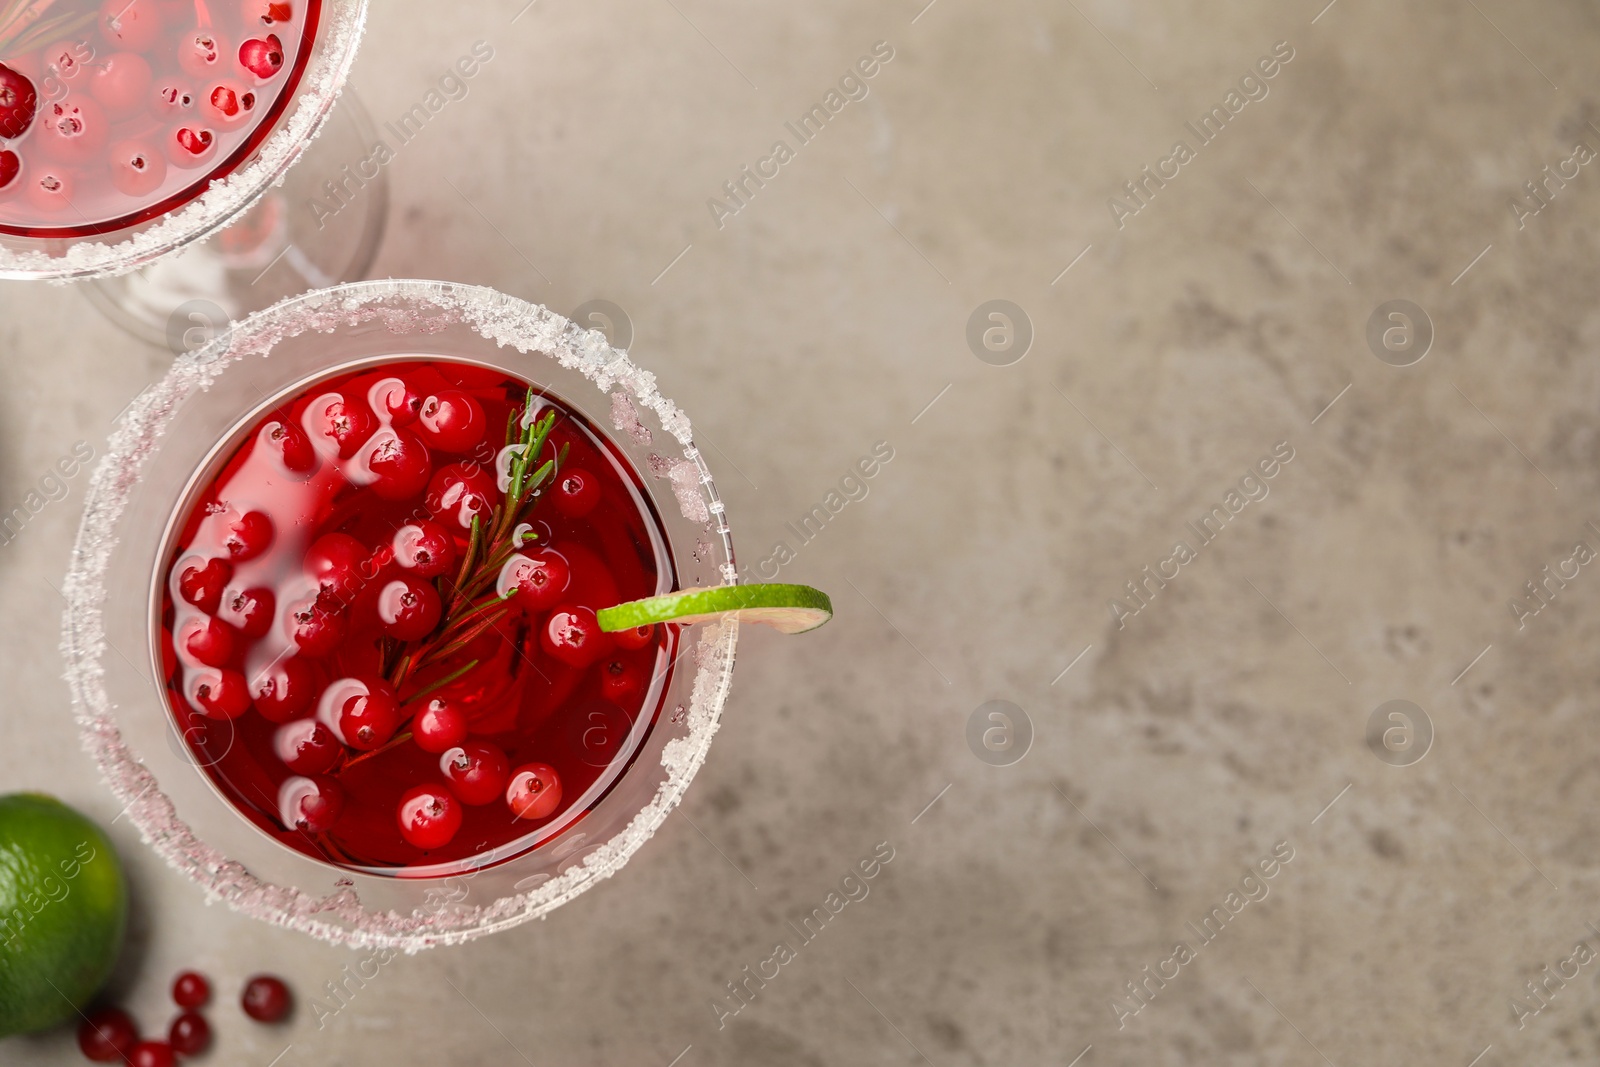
[241,975,293,1023]
[168,1010,212,1056]
[128,1040,177,1067]
[172,969,211,1008]
[77,1006,138,1062]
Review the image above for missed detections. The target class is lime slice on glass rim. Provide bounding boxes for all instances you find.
[597,584,833,635]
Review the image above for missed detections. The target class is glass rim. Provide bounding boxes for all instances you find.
[0,0,370,282]
[61,278,741,949]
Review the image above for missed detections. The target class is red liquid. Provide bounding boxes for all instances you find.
[158,360,678,874]
[0,0,321,236]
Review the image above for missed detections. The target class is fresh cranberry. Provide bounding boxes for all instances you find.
[371,377,423,426]
[90,52,154,120]
[426,462,496,533]
[365,429,432,501]
[601,659,643,703]
[440,741,509,806]
[249,656,315,722]
[77,1006,137,1062]
[241,975,292,1022]
[260,418,315,474]
[304,392,375,458]
[172,970,211,1008]
[177,557,232,614]
[507,763,563,820]
[129,1041,177,1067]
[279,775,344,833]
[0,150,18,191]
[288,598,346,658]
[413,698,468,753]
[377,576,441,641]
[204,82,256,127]
[613,622,656,650]
[219,586,274,639]
[26,169,74,214]
[222,510,273,560]
[396,785,461,849]
[188,668,250,719]
[168,1010,211,1056]
[35,99,109,164]
[552,469,600,517]
[0,63,38,139]
[304,532,371,604]
[333,676,400,751]
[179,615,234,667]
[109,139,166,197]
[416,390,486,453]
[502,550,570,612]
[543,605,608,668]
[244,1,294,26]
[179,31,228,79]
[274,718,341,775]
[100,0,162,51]
[238,35,285,80]
[392,521,456,578]
[169,125,216,168]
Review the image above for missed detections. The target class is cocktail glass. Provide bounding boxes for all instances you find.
[0,0,379,343]
[62,279,740,949]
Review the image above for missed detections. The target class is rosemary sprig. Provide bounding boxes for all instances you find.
[0,1,97,60]
[379,390,563,698]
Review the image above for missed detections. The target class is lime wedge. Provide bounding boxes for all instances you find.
[597,584,833,634]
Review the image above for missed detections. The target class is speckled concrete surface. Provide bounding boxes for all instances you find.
[7,0,1600,1063]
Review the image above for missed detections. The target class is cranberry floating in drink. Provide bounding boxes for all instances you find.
[159,361,679,871]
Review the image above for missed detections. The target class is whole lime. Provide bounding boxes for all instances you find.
[0,794,127,1037]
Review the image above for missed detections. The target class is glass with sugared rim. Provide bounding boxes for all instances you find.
[0,0,368,283]
[62,279,740,949]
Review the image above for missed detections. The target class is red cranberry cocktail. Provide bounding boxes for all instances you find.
[159,360,678,874]
[0,1,321,235]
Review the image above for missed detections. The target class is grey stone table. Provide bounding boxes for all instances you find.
[5,1,1600,1063]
